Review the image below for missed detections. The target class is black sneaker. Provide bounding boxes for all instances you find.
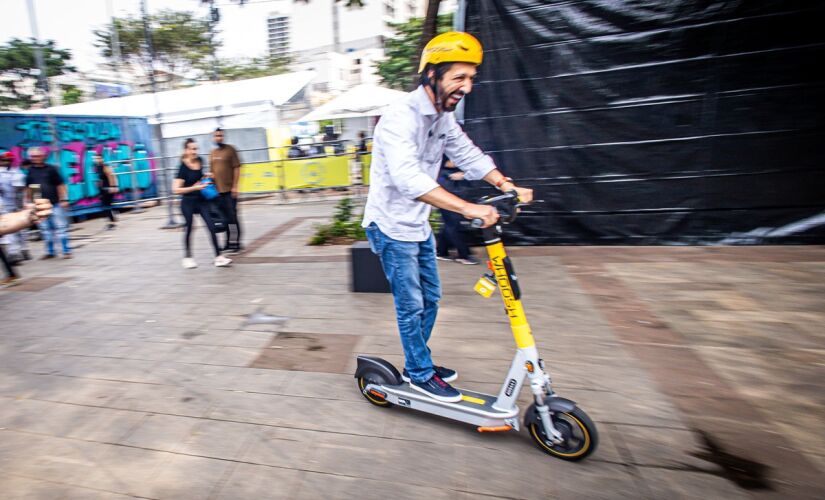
[410,374,462,403]
[402,366,457,383]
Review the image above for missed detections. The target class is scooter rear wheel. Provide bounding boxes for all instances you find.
[357,375,392,407]
[527,406,598,461]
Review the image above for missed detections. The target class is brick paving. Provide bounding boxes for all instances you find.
[1,199,823,499]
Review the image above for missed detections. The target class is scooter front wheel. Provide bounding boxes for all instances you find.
[527,406,598,461]
[357,375,392,407]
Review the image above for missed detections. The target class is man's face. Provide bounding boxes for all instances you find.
[28,148,45,165]
[213,131,224,145]
[433,62,477,112]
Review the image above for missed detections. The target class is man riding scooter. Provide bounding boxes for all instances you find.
[362,32,533,403]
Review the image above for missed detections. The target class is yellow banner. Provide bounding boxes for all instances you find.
[283,155,350,189]
[238,161,282,193]
[361,153,372,185]
[237,126,374,193]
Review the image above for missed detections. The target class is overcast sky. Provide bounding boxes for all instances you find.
[3,0,293,72]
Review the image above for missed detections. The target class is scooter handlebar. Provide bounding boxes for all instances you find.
[472,190,525,226]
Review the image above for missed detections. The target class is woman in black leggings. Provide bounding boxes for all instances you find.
[172,139,231,269]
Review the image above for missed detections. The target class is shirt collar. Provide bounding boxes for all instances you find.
[413,85,438,117]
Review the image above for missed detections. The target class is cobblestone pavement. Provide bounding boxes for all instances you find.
[1,200,823,499]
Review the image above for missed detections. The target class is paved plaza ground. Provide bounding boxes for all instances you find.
[1,199,823,499]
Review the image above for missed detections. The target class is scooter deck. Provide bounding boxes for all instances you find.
[368,382,520,427]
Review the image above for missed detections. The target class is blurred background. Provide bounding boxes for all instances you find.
[1,0,822,243]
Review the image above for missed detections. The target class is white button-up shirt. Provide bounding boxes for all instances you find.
[362,85,496,242]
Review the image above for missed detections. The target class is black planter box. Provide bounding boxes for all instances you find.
[351,241,390,293]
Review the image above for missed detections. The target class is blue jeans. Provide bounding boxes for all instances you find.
[40,205,71,256]
[366,223,441,383]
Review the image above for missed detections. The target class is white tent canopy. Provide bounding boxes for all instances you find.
[24,71,316,137]
[297,84,406,122]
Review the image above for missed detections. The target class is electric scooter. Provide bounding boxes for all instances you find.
[355,191,598,460]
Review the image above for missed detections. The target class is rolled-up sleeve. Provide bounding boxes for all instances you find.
[380,111,440,199]
[443,114,496,181]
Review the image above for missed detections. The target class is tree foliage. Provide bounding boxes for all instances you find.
[207,56,292,81]
[94,10,214,85]
[0,38,75,110]
[376,13,452,91]
[60,84,84,105]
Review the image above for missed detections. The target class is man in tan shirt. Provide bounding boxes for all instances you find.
[209,128,242,252]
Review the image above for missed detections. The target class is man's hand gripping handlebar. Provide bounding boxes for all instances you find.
[469,191,531,228]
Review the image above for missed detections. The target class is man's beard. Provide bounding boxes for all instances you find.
[439,87,465,112]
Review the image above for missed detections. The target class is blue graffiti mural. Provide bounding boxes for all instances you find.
[0,114,158,214]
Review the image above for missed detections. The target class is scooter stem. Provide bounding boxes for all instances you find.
[482,225,535,349]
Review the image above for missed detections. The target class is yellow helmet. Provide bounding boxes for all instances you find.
[418,31,483,73]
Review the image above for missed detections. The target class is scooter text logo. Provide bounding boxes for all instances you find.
[491,256,517,318]
[505,378,517,397]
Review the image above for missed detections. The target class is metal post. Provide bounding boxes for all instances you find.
[207,0,223,127]
[332,0,341,53]
[454,0,468,124]
[25,0,51,108]
[141,0,181,228]
[26,0,60,199]
[107,0,143,213]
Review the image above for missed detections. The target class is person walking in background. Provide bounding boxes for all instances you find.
[356,131,370,155]
[287,137,305,158]
[0,243,19,285]
[93,153,119,230]
[25,147,72,260]
[436,158,479,265]
[174,138,231,269]
[209,128,243,253]
[0,151,29,263]
[0,195,51,286]
[0,192,19,284]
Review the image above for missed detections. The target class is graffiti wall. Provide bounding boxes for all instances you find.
[0,114,158,215]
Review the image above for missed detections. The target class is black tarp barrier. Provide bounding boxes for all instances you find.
[463,1,825,244]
